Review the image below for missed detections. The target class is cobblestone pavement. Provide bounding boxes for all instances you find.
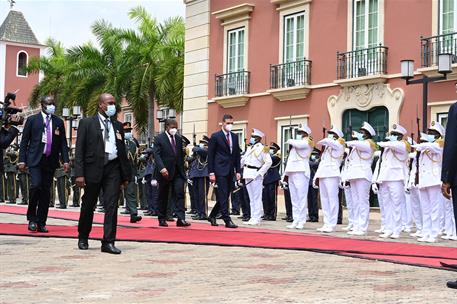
[1,210,457,303]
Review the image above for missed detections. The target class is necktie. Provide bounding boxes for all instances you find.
[226,133,231,152]
[102,118,110,164]
[45,115,52,157]
[171,135,176,154]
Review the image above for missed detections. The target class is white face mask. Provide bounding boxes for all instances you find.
[327,134,335,140]
[105,104,116,117]
[224,123,233,132]
[295,134,303,140]
[45,104,56,115]
[169,128,178,136]
[124,132,132,140]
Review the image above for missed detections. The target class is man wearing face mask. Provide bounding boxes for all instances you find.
[413,122,445,243]
[189,136,210,220]
[375,124,410,239]
[262,142,281,221]
[75,93,131,254]
[240,129,272,226]
[344,122,376,236]
[122,122,142,223]
[283,124,313,230]
[19,96,70,233]
[313,126,345,233]
[207,114,241,228]
[152,119,190,228]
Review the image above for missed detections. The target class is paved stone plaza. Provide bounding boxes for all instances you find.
[1,211,457,303]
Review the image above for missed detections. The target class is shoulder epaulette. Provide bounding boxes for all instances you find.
[436,138,444,148]
[263,145,270,153]
[367,139,377,151]
[338,138,346,146]
[403,140,411,153]
[308,138,315,149]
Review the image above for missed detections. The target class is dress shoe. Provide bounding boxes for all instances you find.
[159,219,168,227]
[177,219,191,227]
[374,228,384,233]
[78,239,89,250]
[230,210,240,216]
[317,226,327,232]
[447,280,457,289]
[295,222,305,230]
[120,210,130,215]
[144,211,157,216]
[224,219,238,228]
[216,214,224,220]
[166,217,175,222]
[241,217,251,222]
[192,214,207,220]
[389,234,400,239]
[281,216,289,220]
[244,219,261,226]
[207,217,218,226]
[37,226,49,233]
[342,225,353,231]
[130,215,142,223]
[96,208,105,213]
[186,209,197,215]
[28,221,37,232]
[351,230,367,236]
[322,227,334,233]
[57,205,67,209]
[101,243,121,254]
[379,231,393,238]
[287,220,298,229]
[310,218,319,223]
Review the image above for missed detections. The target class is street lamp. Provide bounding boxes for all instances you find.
[156,107,176,133]
[401,53,453,131]
[62,105,81,149]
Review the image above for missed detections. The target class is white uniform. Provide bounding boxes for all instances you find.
[341,152,355,231]
[372,155,387,233]
[344,139,376,234]
[284,138,313,228]
[376,140,410,238]
[407,152,423,235]
[241,143,272,224]
[314,138,345,231]
[414,140,443,242]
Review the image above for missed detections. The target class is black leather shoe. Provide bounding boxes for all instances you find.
[130,215,142,223]
[264,216,276,221]
[208,217,218,226]
[159,219,168,227]
[177,219,191,227]
[192,215,208,220]
[120,210,130,215]
[57,205,67,209]
[281,216,289,220]
[447,280,457,289]
[286,217,294,223]
[242,217,251,222]
[186,210,197,215]
[101,243,121,254]
[28,221,37,232]
[78,239,89,250]
[166,217,175,222]
[37,226,49,233]
[230,210,240,215]
[225,219,238,229]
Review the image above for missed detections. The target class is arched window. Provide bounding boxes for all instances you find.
[17,51,28,77]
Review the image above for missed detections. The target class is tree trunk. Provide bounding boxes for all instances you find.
[147,88,155,146]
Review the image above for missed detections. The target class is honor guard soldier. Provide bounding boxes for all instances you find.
[413,122,445,243]
[69,155,80,207]
[374,124,410,239]
[17,162,29,205]
[344,122,376,236]
[189,136,210,220]
[185,138,198,216]
[314,126,345,233]
[241,129,272,225]
[136,145,148,211]
[4,145,18,204]
[406,138,423,237]
[55,160,69,209]
[122,122,142,223]
[262,142,281,221]
[283,124,313,229]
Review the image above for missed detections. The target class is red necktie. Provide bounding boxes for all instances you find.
[171,135,176,154]
[226,133,231,146]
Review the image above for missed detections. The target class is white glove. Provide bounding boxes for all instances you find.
[141,178,146,185]
[187,179,193,186]
[312,179,319,189]
[151,179,158,187]
[134,176,138,184]
[371,183,378,194]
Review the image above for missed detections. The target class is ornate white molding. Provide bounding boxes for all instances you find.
[327,83,404,130]
[213,3,255,26]
[271,0,312,11]
[334,75,388,87]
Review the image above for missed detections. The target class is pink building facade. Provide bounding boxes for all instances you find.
[183,0,457,166]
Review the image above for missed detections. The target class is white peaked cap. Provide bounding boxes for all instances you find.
[429,121,445,137]
[252,128,265,138]
[391,124,407,135]
[297,123,312,135]
[329,126,344,138]
[361,121,376,136]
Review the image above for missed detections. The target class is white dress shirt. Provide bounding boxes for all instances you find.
[98,113,118,160]
[41,111,52,154]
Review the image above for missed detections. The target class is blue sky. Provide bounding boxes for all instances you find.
[0,0,185,47]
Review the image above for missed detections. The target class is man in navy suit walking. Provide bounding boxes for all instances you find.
[207,114,241,228]
[19,96,70,232]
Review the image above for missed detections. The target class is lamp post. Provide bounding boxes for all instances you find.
[401,53,452,131]
[155,107,176,134]
[62,106,81,150]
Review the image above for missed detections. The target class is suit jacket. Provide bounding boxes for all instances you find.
[19,112,69,169]
[152,132,186,181]
[442,102,457,186]
[74,115,131,183]
[208,130,241,177]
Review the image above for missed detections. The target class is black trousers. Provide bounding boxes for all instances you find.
[157,174,185,221]
[27,156,56,226]
[284,188,292,218]
[210,174,233,221]
[188,182,197,211]
[193,177,209,217]
[308,185,319,221]
[453,186,457,233]
[262,182,278,219]
[78,159,121,243]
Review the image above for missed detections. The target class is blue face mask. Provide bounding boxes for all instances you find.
[353,132,364,141]
[327,134,334,140]
[124,132,132,140]
[426,134,436,143]
[105,104,116,117]
[249,137,256,145]
[45,105,55,115]
[388,135,398,142]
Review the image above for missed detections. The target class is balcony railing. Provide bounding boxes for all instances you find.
[336,44,388,80]
[270,59,311,89]
[421,32,457,67]
[215,70,250,97]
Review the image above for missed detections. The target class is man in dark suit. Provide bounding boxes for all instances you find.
[152,119,190,227]
[19,96,69,233]
[75,93,131,254]
[442,101,457,288]
[207,114,241,228]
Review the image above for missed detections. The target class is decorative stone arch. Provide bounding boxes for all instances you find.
[327,83,404,130]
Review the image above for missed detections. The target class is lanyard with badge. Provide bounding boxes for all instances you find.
[42,116,50,144]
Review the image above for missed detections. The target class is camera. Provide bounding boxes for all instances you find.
[0,92,24,126]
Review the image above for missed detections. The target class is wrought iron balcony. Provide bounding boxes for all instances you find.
[270,59,311,89]
[336,44,388,80]
[215,70,250,97]
[421,32,457,67]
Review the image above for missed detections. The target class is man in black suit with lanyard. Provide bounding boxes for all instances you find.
[153,118,191,227]
[75,93,131,254]
[207,114,241,228]
[19,96,69,233]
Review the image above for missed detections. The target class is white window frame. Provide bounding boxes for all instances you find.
[439,0,457,35]
[226,27,245,73]
[352,0,380,50]
[437,112,449,127]
[232,127,246,151]
[124,112,133,124]
[16,50,28,78]
[278,5,310,65]
[283,11,306,63]
[223,21,249,74]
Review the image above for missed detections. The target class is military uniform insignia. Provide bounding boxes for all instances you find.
[403,140,412,153]
[367,139,377,151]
[338,138,346,145]
[436,138,444,148]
